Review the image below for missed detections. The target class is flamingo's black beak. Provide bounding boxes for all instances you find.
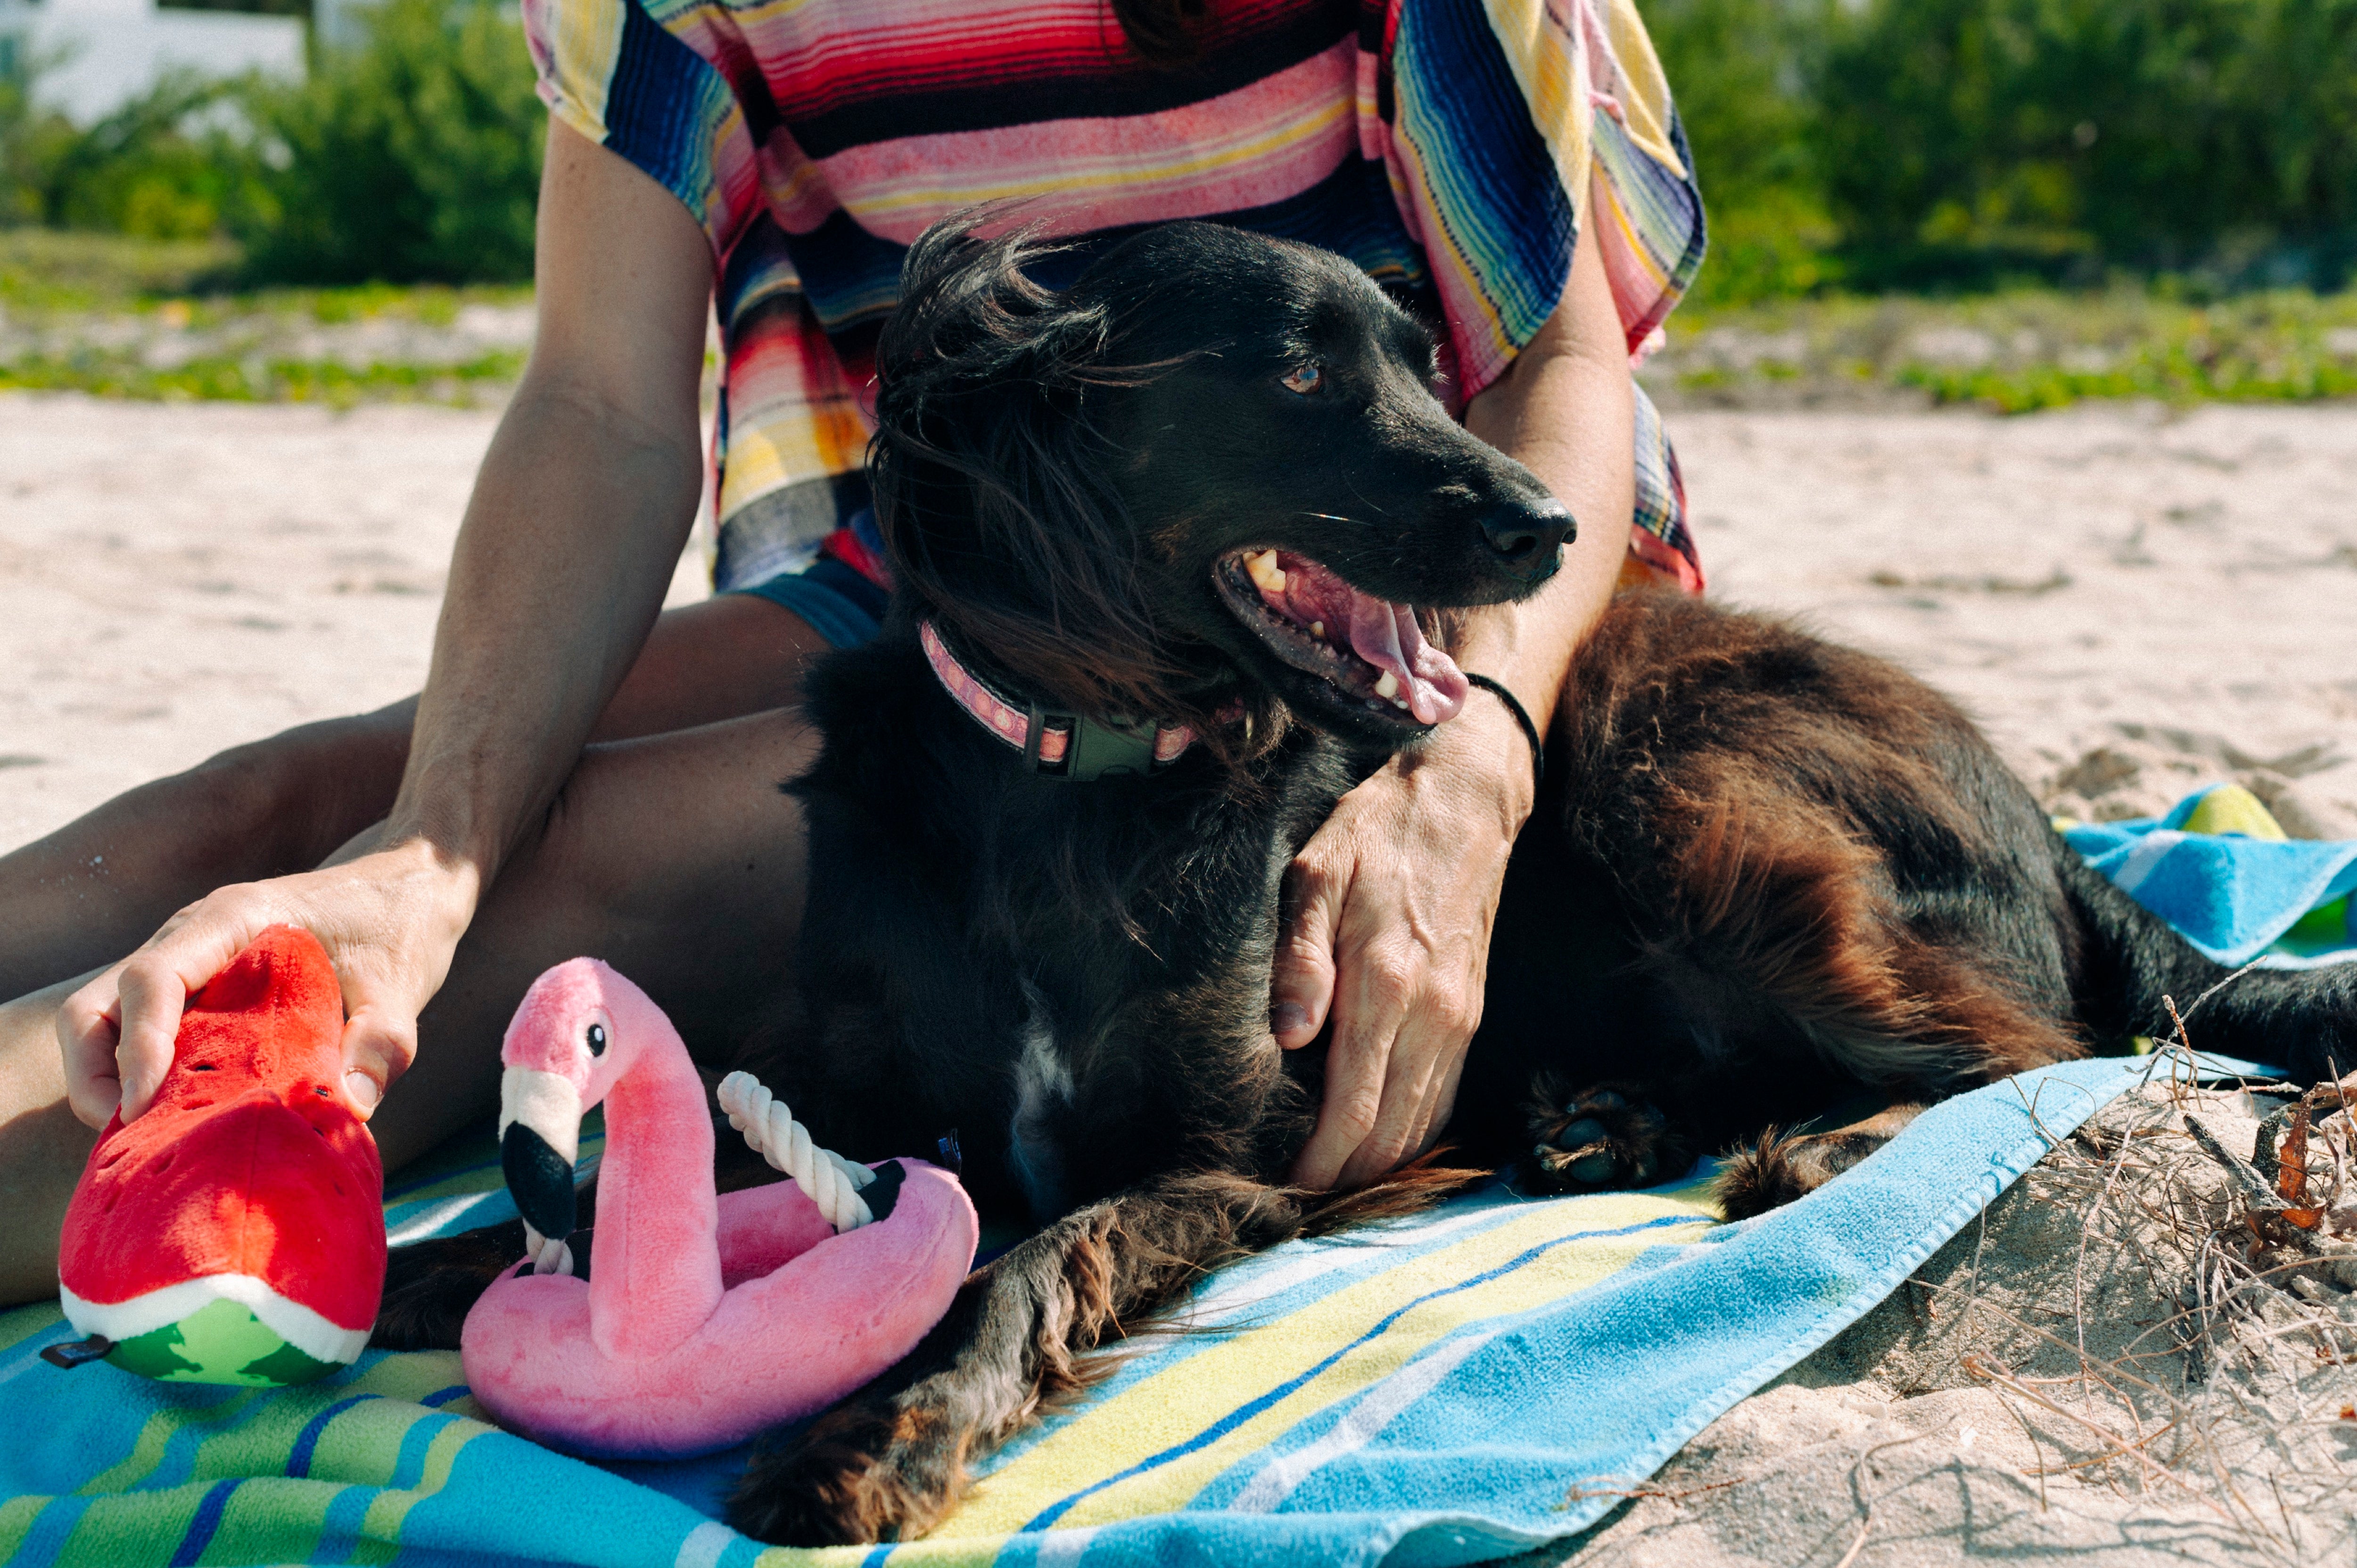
[502,1120,577,1242]
[498,1061,583,1246]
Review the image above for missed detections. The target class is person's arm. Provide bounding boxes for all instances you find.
[1277,193,1637,1190]
[58,122,715,1126]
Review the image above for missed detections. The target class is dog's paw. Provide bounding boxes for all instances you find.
[1714,1107,1920,1219]
[371,1220,528,1351]
[727,1396,963,1546]
[1522,1077,1685,1194]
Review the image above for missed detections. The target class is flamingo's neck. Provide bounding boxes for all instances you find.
[588,1022,722,1359]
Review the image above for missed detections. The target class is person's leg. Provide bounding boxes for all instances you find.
[368,701,827,1172]
[0,593,826,1000]
[0,711,416,1006]
[0,971,101,1305]
[0,696,826,1303]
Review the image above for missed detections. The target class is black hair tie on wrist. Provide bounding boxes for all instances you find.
[1463,673,1544,791]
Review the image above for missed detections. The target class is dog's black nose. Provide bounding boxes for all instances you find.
[1479,497,1574,581]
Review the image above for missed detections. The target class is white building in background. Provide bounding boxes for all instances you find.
[0,0,305,125]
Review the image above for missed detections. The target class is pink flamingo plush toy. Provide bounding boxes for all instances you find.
[460,958,978,1459]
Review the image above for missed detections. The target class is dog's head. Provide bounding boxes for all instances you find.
[870,218,1572,753]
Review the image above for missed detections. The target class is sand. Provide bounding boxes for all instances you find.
[5,394,2351,851]
[1684,402,2357,837]
[0,393,707,851]
[6,389,2357,1564]
[1542,1078,2357,1568]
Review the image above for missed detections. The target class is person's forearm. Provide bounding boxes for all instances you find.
[1454,349,1631,735]
[376,120,715,900]
[1449,202,1636,757]
[47,122,719,1134]
[385,374,704,889]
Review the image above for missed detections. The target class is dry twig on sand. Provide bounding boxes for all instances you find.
[1543,1000,2357,1568]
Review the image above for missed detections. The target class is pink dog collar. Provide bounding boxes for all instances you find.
[919,619,1196,780]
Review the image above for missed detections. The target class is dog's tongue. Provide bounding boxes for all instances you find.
[1346,597,1469,723]
[1275,559,1469,724]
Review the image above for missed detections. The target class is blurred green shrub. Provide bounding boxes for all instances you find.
[14,0,2357,300]
[1655,0,2357,297]
[0,0,539,285]
[1814,0,2357,290]
[1,61,259,239]
[1645,0,1845,305]
[234,0,543,284]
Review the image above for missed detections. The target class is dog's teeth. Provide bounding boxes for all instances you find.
[1392,695,1409,710]
[1245,550,1287,593]
[1374,670,1400,699]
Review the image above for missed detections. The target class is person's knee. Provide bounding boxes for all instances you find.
[498,712,817,945]
[179,708,411,872]
[174,739,301,838]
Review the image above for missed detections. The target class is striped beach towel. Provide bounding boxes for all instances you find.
[521,0,1708,596]
[2065,784,2357,967]
[1,1055,2219,1568]
[12,792,2347,1565]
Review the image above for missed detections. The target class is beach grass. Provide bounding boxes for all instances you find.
[0,231,533,409]
[1651,285,2357,412]
[18,234,2357,413]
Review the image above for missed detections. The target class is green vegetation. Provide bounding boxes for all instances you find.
[1651,287,2357,410]
[0,344,527,405]
[0,228,239,308]
[234,0,542,285]
[13,0,2357,414]
[0,230,532,408]
[0,0,540,286]
[1650,0,2357,303]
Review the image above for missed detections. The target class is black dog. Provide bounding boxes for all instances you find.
[379,219,2357,1544]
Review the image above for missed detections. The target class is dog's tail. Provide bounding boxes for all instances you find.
[1292,1152,1492,1236]
[2056,835,2355,1082]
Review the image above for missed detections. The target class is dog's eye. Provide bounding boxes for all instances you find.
[1281,364,1324,395]
[586,1023,607,1057]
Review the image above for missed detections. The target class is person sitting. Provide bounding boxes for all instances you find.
[0,0,1705,1305]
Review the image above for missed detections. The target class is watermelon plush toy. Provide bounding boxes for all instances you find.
[46,925,386,1386]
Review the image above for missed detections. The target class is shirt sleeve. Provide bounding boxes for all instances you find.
[519,0,763,256]
[1378,0,1707,590]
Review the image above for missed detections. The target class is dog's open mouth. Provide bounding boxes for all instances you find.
[1214,549,1470,725]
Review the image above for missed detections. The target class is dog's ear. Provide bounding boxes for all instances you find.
[871,219,1184,725]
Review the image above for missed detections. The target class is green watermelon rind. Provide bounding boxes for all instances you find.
[103,1297,340,1385]
[60,1273,369,1386]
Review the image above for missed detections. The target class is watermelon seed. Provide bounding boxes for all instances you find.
[313,1086,330,1099]
[187,1063,217,1072]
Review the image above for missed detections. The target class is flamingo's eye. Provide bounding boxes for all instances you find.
[1281,363,1323,395]
[586,1023,607,1056]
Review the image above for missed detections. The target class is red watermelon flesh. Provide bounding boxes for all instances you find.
[58,925,385,1378]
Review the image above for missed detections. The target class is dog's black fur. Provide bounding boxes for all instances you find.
[377,219,2357,1544]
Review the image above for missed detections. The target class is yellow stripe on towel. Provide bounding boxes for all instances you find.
[932,1188,1716,1545]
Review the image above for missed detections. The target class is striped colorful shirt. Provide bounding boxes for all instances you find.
[522,0,1707,594]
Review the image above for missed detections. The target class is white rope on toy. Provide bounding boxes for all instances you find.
[717,1070,876,1232]
[521,1224,575,1277]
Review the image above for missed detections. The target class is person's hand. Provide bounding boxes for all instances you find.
[1274,700,1538,1190]
[56,839,479,1129]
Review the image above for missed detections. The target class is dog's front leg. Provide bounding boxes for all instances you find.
[725,1171,1308,1546]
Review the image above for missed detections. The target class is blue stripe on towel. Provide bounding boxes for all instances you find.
[2067,787,2357,965]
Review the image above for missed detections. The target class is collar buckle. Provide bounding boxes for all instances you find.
[1025,704,1162,781]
